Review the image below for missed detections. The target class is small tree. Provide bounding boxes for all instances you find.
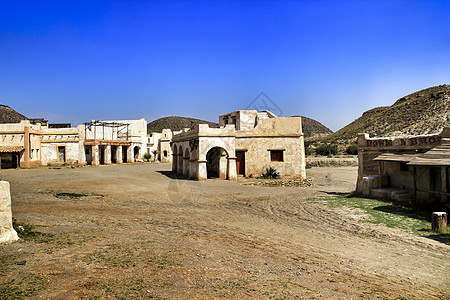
[346,144,358,155]
[143,153,151,162]
[305,146,312,156]
[316,143,338,156]
[152,150,158,162]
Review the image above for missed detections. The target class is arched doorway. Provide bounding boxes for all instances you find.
[172,146,178,172]
[134,146,140,161]
[177,145,183,174]
[206,147,228,179]
[184,148,190,177]
[111,146,117,163]
[122,146,128,163]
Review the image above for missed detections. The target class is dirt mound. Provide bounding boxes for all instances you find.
[148,116,219,133]
[0,105,27,124]
[322,84,449,143]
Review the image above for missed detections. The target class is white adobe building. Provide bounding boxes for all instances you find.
[147,129,172,162]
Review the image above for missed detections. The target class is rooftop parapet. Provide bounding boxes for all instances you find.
[236,116,303,137]
[172,123,236,140]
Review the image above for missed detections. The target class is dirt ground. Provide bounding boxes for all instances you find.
[1,163,449,299]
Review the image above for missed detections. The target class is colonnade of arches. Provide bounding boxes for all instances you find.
[172,143,235,180]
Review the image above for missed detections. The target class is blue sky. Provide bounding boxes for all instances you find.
[1,0,449,131]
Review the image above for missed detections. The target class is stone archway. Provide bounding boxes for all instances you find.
[133,146,140,160]
[206,147,228,179]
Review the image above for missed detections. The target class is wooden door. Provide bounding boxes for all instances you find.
[236,151,245,175]
[58,146,66,162]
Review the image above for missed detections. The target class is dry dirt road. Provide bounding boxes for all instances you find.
[1,163,449,299]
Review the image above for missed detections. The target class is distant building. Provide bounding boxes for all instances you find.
[0,120,42,169]
[170,110,306,180]
[0,118,148,168]
[147,129,172,162]
[84,119,147,165]
[356,127,450,209]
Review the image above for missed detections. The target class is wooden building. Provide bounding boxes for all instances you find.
[357,127,449,210]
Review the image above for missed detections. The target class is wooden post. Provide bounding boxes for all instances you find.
[442,167,448,203]
[432,212,447,233]
[413,166,417,207]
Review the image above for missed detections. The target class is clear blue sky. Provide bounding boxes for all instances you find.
[1,0,449,131]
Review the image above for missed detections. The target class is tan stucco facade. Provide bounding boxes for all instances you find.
[171,110,306,181]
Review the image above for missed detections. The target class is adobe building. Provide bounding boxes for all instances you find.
[147,129,172,162]
[171,110,306,181]
[0,118,148,168]
[83,119,147,165]
[356,127,450,209]
[41,124,86,165]
[0,120,43,169]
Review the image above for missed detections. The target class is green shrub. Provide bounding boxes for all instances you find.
[346,144,358,155]
[315,144,338,156]
[305,147,312,156]
[143,153,151,162]
[261,167,280,179]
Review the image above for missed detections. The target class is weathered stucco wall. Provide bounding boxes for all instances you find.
[219,110,258,131]
[40,126,85,165]
[236,136,305,178]
[235,116,305,178]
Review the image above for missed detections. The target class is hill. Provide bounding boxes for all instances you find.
[322,84,450,143]
[149,115,333,139]
[147,116,219,133]
[294,116,333,140]
[0,105,27,124]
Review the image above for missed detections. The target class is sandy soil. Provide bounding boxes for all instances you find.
[1,163,448,299]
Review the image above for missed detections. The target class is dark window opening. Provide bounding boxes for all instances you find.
[163,150,168,157]
[400,162,409,171]
[430,167,442,192]
[270,150,284,162]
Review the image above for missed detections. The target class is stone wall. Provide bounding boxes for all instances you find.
[0,181,18,243]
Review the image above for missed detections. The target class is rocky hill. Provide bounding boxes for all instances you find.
[322,84,449,143]
[0,105,27,124]
[148,116,219,133]
[294,116,333,140]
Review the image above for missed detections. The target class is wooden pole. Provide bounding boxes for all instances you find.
[432,212,447,233]
[413,166,417,207]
